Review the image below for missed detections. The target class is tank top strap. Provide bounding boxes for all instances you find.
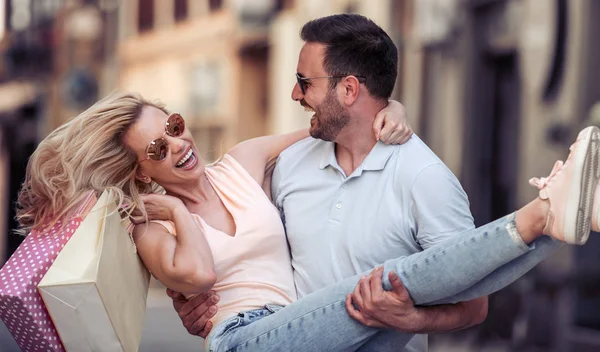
[149,220,176,235]
[138,216,206,239]
[204,154,265,210]
[131,219,176,244]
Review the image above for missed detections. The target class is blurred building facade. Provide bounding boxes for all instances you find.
[0,0,119,266]
[0,0,599,351]
[401,1,600,351]
[116,0,283,161]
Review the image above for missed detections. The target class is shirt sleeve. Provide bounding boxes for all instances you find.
[410,163,475,249]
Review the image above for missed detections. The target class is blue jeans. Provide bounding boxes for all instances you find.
[206,214,563,352]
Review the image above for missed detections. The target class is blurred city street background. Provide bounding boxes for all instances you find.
[0,0,600,351]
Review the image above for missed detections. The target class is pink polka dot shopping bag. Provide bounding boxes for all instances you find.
[0,191,96,351]
[0,190,150,351]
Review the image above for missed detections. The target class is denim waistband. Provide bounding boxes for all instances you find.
[207,304,284,351]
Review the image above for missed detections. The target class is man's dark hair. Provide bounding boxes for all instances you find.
[300,14,398,100]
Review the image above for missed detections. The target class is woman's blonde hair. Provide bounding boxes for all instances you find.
[16,91,168,235]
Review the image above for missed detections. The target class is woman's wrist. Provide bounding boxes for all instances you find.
[169,202,189,221]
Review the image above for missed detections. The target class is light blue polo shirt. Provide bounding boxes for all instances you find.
[272,135,475,351]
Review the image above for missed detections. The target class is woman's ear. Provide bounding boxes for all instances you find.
[135,169,151,184]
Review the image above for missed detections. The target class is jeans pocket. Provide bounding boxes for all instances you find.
[222,316,243,334]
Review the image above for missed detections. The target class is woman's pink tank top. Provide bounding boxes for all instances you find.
[153,154,297,327]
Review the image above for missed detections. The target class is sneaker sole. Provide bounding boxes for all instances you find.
[567,126,600,244]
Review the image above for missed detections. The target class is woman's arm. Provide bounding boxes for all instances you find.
[133,194,216,294]
[229,100,412,186]
[228,129,310,186]
[374,100,412,144]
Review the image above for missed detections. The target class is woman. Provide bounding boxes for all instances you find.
[18,92,600,351]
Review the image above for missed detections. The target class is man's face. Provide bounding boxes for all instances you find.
[293,42,350,142]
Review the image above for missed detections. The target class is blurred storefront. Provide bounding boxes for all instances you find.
[0,0,118,263]
[399,0,600,350]
[0,0,55,265]
[117,0,283,161]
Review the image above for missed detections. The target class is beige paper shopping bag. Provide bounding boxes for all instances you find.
[38,190,150,352]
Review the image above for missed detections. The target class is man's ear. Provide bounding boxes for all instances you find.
[340,76,361,105]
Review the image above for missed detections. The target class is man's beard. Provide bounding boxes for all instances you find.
[309,89,350,142]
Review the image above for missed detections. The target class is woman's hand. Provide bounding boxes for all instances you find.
[131,193,185,224]
[373,100,413,145]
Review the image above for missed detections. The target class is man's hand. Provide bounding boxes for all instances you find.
[346,267,489,333]
[373,100,413,145]
[346,267,425,332]
[166,289,220,338]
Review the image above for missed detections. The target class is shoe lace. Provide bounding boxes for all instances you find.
[528,138,580,194]
[529,160,565,199]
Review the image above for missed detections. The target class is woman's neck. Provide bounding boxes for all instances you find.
[164,172,214,208]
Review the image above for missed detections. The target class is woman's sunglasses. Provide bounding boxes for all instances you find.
[138,113,186,163]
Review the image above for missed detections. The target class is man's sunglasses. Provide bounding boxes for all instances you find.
[295,73,366,95]
[138,113,186,163]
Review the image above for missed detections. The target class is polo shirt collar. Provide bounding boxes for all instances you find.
[318,142,337,170]
[319,141,396,172]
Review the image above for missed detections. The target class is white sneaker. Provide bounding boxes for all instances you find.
[529,126,600,244]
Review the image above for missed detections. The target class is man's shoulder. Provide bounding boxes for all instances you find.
[272,137,327,199]
[277,137,328,168]
[389,134,449,179]
[280,136,325,155]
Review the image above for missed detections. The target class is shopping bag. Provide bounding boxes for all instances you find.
[38,190,150,352]
[0,191,96,352]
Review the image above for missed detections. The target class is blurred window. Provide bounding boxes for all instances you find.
[209,0,223,11]
[0,0,5,41]
[275,0,295,11]
[174,0,187,22]
[190,61,220,115]
[138,0,154,33]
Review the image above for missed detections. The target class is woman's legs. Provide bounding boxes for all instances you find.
[207,127,600,352]
[207,215,556,352]
[382,212,562,305]
[393,124,600,305]
[423,236,561,306]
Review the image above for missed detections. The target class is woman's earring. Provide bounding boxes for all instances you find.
[143,177,151,183]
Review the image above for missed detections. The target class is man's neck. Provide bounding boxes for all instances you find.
[334,101,387,176]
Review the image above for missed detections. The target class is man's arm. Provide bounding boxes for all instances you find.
[229,100,412,189]
[407,162,487,332]
[348,163,488,332]
[346,268,487,332]
[416,297,488,332]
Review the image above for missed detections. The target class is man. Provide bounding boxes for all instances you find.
[169,14,487,351]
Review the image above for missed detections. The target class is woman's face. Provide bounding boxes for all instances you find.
[124,106,205,187]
